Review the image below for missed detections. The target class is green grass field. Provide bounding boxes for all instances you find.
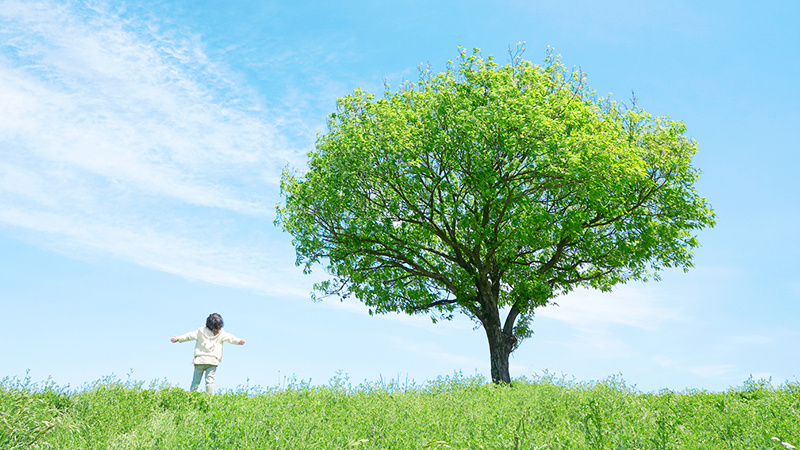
[2,371,799,449]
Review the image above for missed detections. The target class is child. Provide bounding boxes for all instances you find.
[171,313,245,394]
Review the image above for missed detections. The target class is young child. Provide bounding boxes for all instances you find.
[171,313,245,394]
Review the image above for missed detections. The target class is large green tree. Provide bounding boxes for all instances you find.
[277,48,715,384]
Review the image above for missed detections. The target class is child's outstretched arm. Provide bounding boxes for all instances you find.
[221,331,245,345]
[171,330,199,343]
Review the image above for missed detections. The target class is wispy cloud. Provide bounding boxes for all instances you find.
[728,334,776,345]
[312,296,482,336]
[532,286,683,361]
[687,364,735,378]
[0,0,310,294]
[537,286,681,330]
[787,281,800,298]
[652,355,736,380]
[392,337,484,367]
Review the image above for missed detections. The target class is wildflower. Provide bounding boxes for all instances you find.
[773,438,796,449]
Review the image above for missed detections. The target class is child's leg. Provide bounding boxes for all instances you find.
[190,365,206,392]
[204,366,218,394]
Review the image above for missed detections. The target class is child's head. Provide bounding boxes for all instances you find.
[206,313,224,334]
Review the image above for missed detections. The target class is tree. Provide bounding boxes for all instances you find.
[277,47,715,384]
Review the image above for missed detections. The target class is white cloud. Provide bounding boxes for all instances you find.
[653,355,675,367]
[787,282,800,297]
[0,0,312,294]
[651,353,736,379]
[729,334,776,345]
[318,297,373,315]
[537,286,681,330]
[1,1,295,208]
[391,337,486,368]
[530,286,684,362]
[544,327,635,360]
[376,309,477,333]
[316,294,478,334]
[687,364,735,378]
[0,206,309,297]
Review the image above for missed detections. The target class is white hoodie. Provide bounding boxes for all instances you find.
[176,327,244,366]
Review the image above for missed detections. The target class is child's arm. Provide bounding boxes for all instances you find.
[171,330,199,343]
[221,331,245,345]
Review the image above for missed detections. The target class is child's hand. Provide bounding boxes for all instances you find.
[171,336,178,343]
[240,339,245,345]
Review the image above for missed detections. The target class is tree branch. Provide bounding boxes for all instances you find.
[408,298,460,313]
[503,303,520,336]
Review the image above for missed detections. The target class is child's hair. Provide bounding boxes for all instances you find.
[206,313,224,332]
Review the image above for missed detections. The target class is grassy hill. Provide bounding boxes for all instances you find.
[2,371,798,449]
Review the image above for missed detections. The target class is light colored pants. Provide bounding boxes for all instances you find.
[190,364,217,394]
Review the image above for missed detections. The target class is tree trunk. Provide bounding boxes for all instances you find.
[484,321,515,384]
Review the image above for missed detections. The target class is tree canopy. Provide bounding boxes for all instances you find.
[277,47,715,384]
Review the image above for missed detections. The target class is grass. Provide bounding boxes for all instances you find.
[2,371,799,449]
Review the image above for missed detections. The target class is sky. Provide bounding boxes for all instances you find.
[1,0,798,394]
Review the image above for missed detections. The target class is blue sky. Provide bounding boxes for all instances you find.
[1,0,798,393]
